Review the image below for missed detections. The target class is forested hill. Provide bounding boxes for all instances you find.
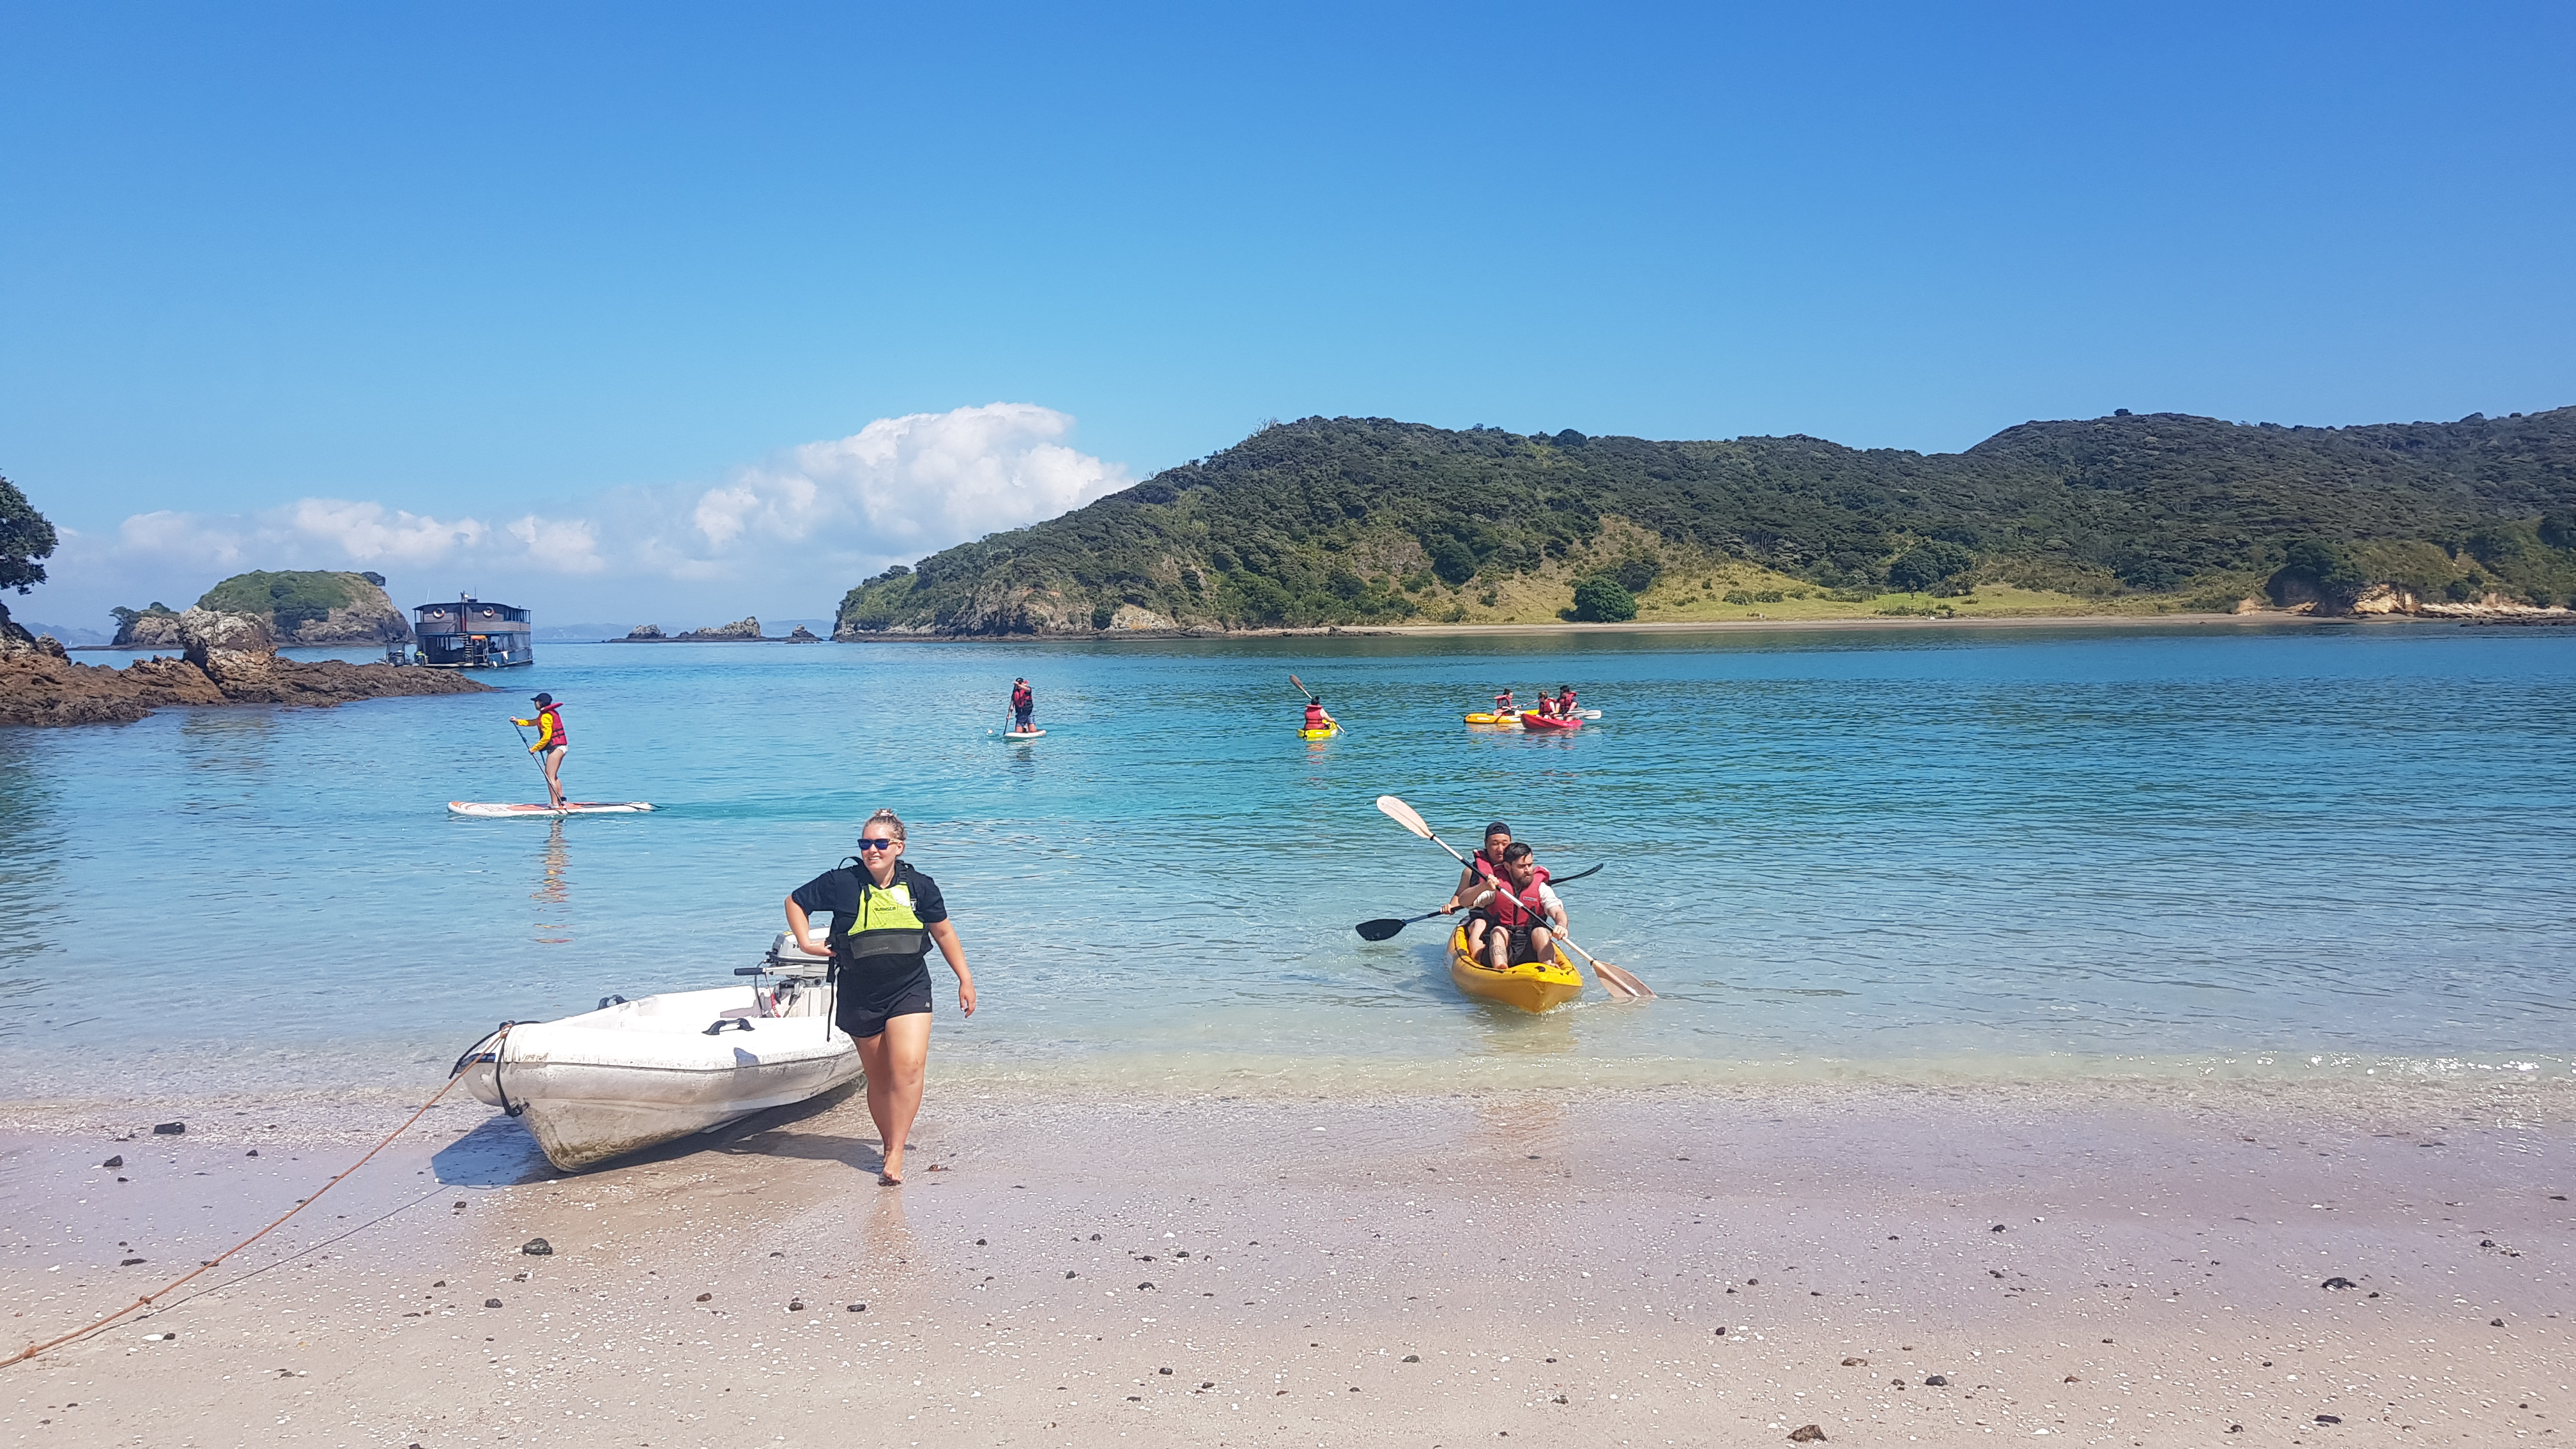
[834,407,2576,635]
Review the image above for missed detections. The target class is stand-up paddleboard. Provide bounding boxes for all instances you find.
[450,801,656,818]
[1000,729,1045,742]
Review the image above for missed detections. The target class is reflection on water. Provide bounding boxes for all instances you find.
[0,733,64,1045]
[532,821,572,944]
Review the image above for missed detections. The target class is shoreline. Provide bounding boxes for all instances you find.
[823,610,2543,644]
[4,1080,2564,1446]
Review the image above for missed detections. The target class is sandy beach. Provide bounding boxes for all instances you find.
[4,1076,2566,1448]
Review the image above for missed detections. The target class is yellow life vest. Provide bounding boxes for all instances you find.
[842,872,930,963]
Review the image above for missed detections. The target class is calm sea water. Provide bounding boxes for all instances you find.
[3,623,2572,1105]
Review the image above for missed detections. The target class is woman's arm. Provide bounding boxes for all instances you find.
[928,919,976,1016]
[784,896,828,957]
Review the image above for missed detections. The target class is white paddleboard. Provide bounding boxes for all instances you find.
[1000,729,1045,741]
[448,801,656,818]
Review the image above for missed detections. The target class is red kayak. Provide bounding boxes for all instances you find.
[1519,714,1581,732]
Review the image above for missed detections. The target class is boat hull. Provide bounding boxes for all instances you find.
[459,985,859,1170]
[1446,924,1583,1014]
[1298,725,1338,739]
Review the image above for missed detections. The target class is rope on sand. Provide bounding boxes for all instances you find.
[5,1024,513,1367]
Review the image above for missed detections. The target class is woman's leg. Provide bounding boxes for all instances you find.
[541,747,567,806]
[855,1012,933,1183]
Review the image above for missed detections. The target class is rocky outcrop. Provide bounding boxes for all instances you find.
[784,624,821,642]
[675,617,763,641]
[0,598,43,657]
[111,606,185,648]
[188,570,413,645]
[623,623,666,640]
[1105,603,1179,631]
[1,608,491,728]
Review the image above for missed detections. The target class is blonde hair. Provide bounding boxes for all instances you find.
[862,808,907,845]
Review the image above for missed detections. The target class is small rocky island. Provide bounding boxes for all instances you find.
[611,616,819,641]
[2,604,490,728]
[111,569,414,648]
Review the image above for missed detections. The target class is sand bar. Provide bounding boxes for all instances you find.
[4,1075,2568,1446]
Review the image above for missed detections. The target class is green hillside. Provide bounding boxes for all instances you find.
[835,408,2576,634]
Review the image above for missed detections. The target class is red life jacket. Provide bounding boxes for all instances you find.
[1305,702,1326,728]
[535,703,567,747]
[1011,686,1032,711]
[1486,865,1552,929]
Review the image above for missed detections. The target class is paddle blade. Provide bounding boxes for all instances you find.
[1354,917,1410,941]
[1374,795,1434,839]
[1594,960,1655,1000]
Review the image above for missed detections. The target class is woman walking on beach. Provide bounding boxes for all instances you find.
[783,809,976,1184]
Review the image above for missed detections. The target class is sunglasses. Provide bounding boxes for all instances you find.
[857,838,898,851]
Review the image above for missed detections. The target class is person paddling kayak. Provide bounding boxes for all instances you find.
[1469,842,1566,970]
[1303,695,1338,734]
[510,693,569,808]
[1010,677,1035,733]
[1491,688,1516,717]
[1438,821,1516,958]
[783,809,976,1186]
[1556,684,1579,716]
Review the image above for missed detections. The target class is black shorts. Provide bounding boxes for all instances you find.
[834,958,933,1039]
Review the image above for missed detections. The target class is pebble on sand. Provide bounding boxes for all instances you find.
[2316,1414,2342,1424]
[1789,1425,1827,1442]
[101,1155,123,1169]
[1925,1374,1949,1386]
[153,1123,185,1135]
[2321,1276,2358,1289]
[696,1293,712,1302]
[521,1238,553,1255]
[847,1304,866,1312]
[484,1299,503,1308]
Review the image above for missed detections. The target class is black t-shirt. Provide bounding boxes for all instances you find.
[790,860,949,956]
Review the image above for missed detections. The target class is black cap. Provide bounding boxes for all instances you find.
[531,693,553,705]
[1485,820,1512,839]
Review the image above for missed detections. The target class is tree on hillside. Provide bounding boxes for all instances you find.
[1569,576,1638,622]
[1,473,57,595]
[2267,538,2368,609]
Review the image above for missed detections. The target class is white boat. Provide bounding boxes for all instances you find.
[453,934,859,1170]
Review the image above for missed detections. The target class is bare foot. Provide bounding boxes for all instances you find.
[878,1148,903,1185]
[877,1171,902,1186]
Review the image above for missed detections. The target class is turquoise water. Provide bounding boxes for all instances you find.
[4,624,2573,1104]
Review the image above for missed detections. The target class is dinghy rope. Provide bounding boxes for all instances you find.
[6,1022,517,1368]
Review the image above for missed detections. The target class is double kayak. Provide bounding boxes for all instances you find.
[1299,724,1340,740]
[1519,714,1581,732]
[1446,923,1583,1014]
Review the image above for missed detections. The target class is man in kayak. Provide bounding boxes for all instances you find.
[1010,677,1035,733]
[1471,842,1565,970]
[1303,695,1338,733]
[510,692,569,808]
[1556,684,1579,717]
[1439,821,1515,957]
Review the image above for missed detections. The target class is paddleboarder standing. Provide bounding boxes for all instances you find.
[1010,677,1034,733]
[782,809,977,1186]
[510,693,569,808]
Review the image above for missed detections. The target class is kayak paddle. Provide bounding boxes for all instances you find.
[1372,795,1649,1000]
[1353,865,1603,940]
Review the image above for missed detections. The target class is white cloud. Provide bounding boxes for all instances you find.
[32,403,1130,624]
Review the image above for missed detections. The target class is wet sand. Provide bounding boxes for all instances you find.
[3,1079,2569,1447]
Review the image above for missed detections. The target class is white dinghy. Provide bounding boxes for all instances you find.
[453,933,857,1171]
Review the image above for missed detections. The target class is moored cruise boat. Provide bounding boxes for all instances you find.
[414,594,533,668]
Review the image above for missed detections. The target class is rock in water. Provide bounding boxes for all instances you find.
[623,623,666,640]
[180,608,280,698]
[675,616,763,641]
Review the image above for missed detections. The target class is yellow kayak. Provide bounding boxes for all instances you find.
[1447,924,1583,1013]
[1299,724,1339,739]
[1462,712,1522,726]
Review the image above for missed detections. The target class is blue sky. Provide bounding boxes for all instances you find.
[5,1,2572,628]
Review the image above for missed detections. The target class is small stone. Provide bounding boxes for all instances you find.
[976,1238,986,1246]
[1067,1271,1078,1278]
[2320,1276,2357,1289]
[1126,1395,1140,1402]
[101,1155,123,1169]
[696,1293,712,1302]
[1745,1278,1758,1285]
[1091,1233,1102,1241]
[2228,1425,2244,1433]
[2481,1239,2496,1248]
[1200,1381,1215,1389]
[120,1257,144,1266]
[1715,1326,1728,1335]
[2064,1375,2080,1383]
[1892,1379,1906,1388]
[484,1298,503,1308]
[1989,1223,2005,1232]
[1138,1282,1154,1290]
[431,1280,445,1287]
[1842,1356,1866,1366]
[788,1301,804,1312]
[2491,1318,2505,1327]
[1789,1425,1827,1442]
[246,1149,258,1156]
[1158,1367,1172,1375]
[521,1238,552,1255]
[1925,1374,1949,1386]
[153,1122,185,1135]
[847,1303,866,1312]
[2316,1413,2342,1424]
[1403,1354,1420,1363]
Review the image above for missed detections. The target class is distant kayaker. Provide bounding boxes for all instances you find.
[1492,689,1515,717]
[1303,695,1338,733]
[1531,691,1560,720]
[1010,677,1034,733]
[781,809,977,1186]
[1439,821,1516,958]
[1471,843,1565,970]
[1556,684,1579,716]
[510,693,569,808]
